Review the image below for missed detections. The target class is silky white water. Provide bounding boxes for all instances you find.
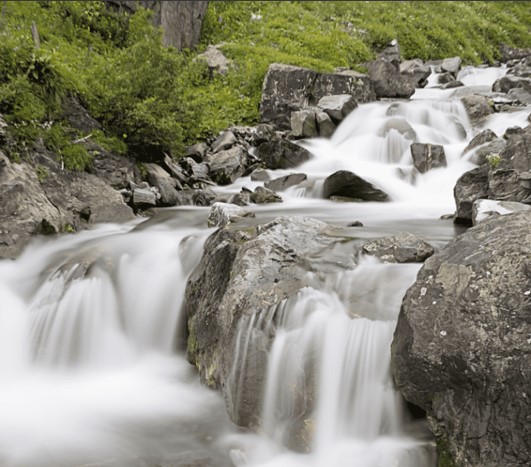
[0,67,528,467]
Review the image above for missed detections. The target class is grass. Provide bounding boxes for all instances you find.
[0,1,529,165]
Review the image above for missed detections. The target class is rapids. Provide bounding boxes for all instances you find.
[0,67,528,467]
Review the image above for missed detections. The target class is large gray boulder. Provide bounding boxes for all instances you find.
[323,170,390,202]
[461,95,494,126]
[316,94,358,122]
[206,146,247,185]
[368,59,415,98]
[184,217,352,427]
[290,109,317,138]
[410,143,447,173]
[255,137,312,170]
[453,166,489,225]
[362,233,435,263]
[264,173,307,192]
[260,64,375,129]
[399,59,431,88]
[143,163,180,206]
[392,212,531,467]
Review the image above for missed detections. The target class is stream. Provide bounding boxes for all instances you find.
[0,66,529,467]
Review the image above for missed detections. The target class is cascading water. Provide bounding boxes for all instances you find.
[0,67,529,467]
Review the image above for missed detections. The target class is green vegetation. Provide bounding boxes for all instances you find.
[0,1,529,167]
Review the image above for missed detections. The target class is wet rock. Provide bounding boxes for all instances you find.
[260,63,375,129]
[368,59,415,98]
[179,188,217,207]
[461,95,494,126]
[347,220,364,227]
[472,198,531,225]
[441,56,462,75]
[315,109,336,137]
[453,166,489,225]
[468,139,506,166]
[250,168,270,182]
[380,117,417,141]
[255,138,312,170]
[211,131,237,153]
[143,163,180,206]
[410,143,447,173]
[250,186,282,204]
[362,233,434,263]
[492,75,531,94]
[399,59,431,88]
[162,154,188,186]
[253,124,277,144]
[392,212,531,467]
[264,173,307,192]
[184,216,350,426]
[508,87,531,105]
[316,95,357,122]
[290,109,317,138]
[437,72,455,85]
[323,170,390,202]
[441,80,464,90]
[462,129,499,155]
[180,157,211,184]
[207,202,254,228]
[226,190,252,207]
[206,146,247,185]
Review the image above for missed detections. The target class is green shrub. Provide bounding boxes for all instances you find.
[61,143,92,171]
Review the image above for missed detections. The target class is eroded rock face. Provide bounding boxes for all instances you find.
[391,212,531,467]
[184,217,351,427]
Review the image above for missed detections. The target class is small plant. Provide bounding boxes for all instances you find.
[35,164,49,182]
[487,153,501,169]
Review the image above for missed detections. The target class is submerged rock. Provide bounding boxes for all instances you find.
[392,212,531,467]
[410,143,447,173]
[264,173,307,192]
[323,170,390,202]
[362,233,435,263]
[207,202,254,228]
[250,186,282,204]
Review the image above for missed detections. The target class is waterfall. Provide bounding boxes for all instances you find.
[0,66,528,467]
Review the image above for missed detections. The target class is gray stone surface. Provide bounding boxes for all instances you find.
[316,95,358,122]
[197,45,230,75]
[362,233,435,263]
[461,95,494,126]
[315,109,336,137]
[144,163,180,206]
[206,146,247,185]
[212,131,237,153]
[264,173,307,192]
[255,137,312,170]
[368,59,415,98]
[453,166,489,225]
[410,143,447,173]
[441,56,462,75]
[290,109,317,138]
[207,202,254,228]
[323,170,390,202]
[472,198,531,225]
[250,186,282,204]
[392,212,531,467]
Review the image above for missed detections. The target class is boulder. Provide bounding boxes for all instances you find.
[437,72,455,85]
[368,59,415,98]
[453,166,489,225]
[492,75,531,94]
[211,131,237,153]
[462,129,499,155]
[391,212,531,467]
[207,202,254,228]
[132,187,157,207]
[61,96,102,134]
[143,163,180,206]
[290,109,317,138]
[362,233,435,263]
[255,137,312,170]
[250,168,270,182]
[253,124,277,144]
[468,139,506,166]
[260,63,375,129]
[378,40,401,63]
[508,87,531,105]
[161,154,188,186]
[206,146,247,185]
[184,216,351,426]
[87,142,137,189]
[399,59,431,88]
[323,170,390,202]
[441,80,464,90]
[227,189,252,207]
[499,44,531,63]
[264,173,307,192]
[197,45,230,75]
[315,110,336,137]
[461,95,494,126]
[185,142,208,162]
[472,199,531,225]
[316,95,358,122]
[180,157,211,183]
[179,188,217,207]
[0,114,7,140]
[410,143,447,173]
[250,186,282,204]
[441,56,462,75]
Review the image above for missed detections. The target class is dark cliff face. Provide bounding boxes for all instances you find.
[106,1,209,50]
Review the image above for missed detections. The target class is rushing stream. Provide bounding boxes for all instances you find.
[0,67,529,467]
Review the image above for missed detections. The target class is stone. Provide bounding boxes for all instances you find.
[184,216,352,426]
[492,75,531,94]
[87,142,137,189]
[61,96,102,134]
[399,59,431,88]
[179,188,217,207]
[410,143,446,173]
[260,63,375,129]
[143,163,180,206]
[180,157,211,184]
[197,45,230,75]
[441,56,462,75]
[264,173,307,192]
[211,131,237,153]
[132,187,157,207]
[508,87,531,105]
[461,95,494,126]
[207,202,254,228]
[162,154,188,186]
[227,190,252,207]
[441,80,464,90]
[206,146,247,185]
[290,110,317,138]
[462,129,499,155]
[472,199,531,225]
[453,166,489,225]
[0,114,7,139]
[368,59,415,98]
[468,139,506,166]
[499,44,531,62]
[391,212,531,467]
[380,117,417,141]
[185,142,208,162]
[437,72,455,85]
[323,170,390,202]
[315,110,336,137]
[255,138,312,170]
[362,233,435,263]
[253,124,277,144]
[250,186,282,204]
[250,168,270,182]
[378,40,401,63]
[316,95,358,122]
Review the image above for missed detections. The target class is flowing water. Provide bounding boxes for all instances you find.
[0,68,529,467]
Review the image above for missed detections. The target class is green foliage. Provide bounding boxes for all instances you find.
[487,153,502,169]
[0,0,529,164]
